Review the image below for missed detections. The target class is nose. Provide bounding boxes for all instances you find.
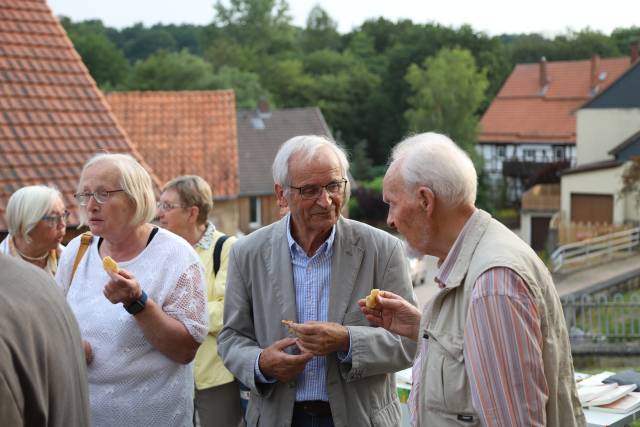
[386,211,395,230]
[315,188,332,208]
[86,194,99,211]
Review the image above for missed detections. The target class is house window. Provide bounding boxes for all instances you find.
[523,149,536,161]
[555,147,564,161]
[496,146,506,159]
[249,196,261,228]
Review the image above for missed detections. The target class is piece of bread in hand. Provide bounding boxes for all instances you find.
[282,319,296,333]
[365,288,380,309]
[102,256,119,273]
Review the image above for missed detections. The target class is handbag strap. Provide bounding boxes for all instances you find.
[69,231,93,288]
[213,234,229,277]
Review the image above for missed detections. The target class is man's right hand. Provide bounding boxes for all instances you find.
[258,337,313,383]
[358,290,422,341]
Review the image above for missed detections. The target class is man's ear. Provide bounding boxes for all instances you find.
[417,186,435,216]
[275,184,288,209]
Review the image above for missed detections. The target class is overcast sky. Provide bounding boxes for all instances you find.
[47,0,637,36]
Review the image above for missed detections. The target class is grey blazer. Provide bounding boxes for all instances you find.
[218,216,417,427]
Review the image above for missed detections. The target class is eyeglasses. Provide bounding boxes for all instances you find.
[289,179,347,199]
[156,201,185,211]
[41,210,70,226]
[74,189,124,206]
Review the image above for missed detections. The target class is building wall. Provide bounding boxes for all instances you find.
[624,186,640,223]
[238,194,281,234]
[576,109,640,165]
[478,143,576,179]
[210,199,240,235]
[520,210,555,247]
[560,165,626,224]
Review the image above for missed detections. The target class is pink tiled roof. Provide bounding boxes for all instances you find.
[106,91,239,199]
[0,0,158,230]
[480,57,631,145]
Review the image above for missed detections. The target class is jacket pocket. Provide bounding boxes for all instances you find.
[343,309,369,326]
[246,393,261,426]
[371,398,402,427]
[423,333,475,416]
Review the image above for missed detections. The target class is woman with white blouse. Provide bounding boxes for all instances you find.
[55,153,208,427]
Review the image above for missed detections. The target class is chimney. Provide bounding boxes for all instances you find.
[539,56,549,94]
[631,42,639,64]
[590,54,600,92]
[257,98,270,115]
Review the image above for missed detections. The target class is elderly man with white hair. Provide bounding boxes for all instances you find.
[218,135,417,427]
[360,132,585,427]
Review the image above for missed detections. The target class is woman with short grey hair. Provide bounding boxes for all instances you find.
[159,175,243,427]
[0,185,67,276]
[55,153,208,427]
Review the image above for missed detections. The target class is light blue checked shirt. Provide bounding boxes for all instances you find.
[254,214,352,402]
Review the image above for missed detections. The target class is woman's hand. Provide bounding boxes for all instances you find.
[358,290,422,341]
[103,269,142,306]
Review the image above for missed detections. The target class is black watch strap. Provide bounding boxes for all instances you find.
[124,290,148,315]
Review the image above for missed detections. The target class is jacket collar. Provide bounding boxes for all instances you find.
[434,209,491,289]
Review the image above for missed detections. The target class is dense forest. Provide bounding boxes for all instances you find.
[60,0,640,208]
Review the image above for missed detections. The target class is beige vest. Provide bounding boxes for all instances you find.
[416,210,585,426]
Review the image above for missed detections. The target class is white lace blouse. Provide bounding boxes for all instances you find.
[56,227,208,427]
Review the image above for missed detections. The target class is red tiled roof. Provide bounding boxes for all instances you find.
[0,0,157,230]
[480,57,631,145]
[106,91,239,199]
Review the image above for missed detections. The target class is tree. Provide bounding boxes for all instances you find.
[350,141,374,181]
[127,50,216,90]
[121,25,178,62]
[60,17,129,88]
[211,0,295,54]
[404,47,488,157]
[210,66,271,109]
[611,27,640,54]
[301,5,341,52]
[620,157,640,207]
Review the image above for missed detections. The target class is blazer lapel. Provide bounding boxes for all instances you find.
[329,218,364,323]
[266,218,298,323]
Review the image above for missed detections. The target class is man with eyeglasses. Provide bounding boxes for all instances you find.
[218,135,417,427]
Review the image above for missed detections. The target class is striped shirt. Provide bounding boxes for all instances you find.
[412,211,548,426]
[286,215,336,401]
[254,215,344,401]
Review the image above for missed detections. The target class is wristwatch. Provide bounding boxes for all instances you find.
[124,290,148,315]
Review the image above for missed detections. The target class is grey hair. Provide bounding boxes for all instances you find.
[390,132,477,207]
[6,185,63,242]
[78,153,156,226]
[272,135,351,202]
[163,175,213,225]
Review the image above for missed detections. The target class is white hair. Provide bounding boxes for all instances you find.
[390,132,477,207]
[78,153,156,226]
[6,185,63,242]
[272,135,351,202]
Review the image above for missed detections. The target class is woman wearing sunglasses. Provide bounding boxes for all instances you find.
[0,185,67,276]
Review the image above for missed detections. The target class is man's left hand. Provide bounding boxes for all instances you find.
[288,321,349,356]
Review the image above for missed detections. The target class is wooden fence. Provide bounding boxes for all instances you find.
[550,227,640,273]
[558,222,632,246]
